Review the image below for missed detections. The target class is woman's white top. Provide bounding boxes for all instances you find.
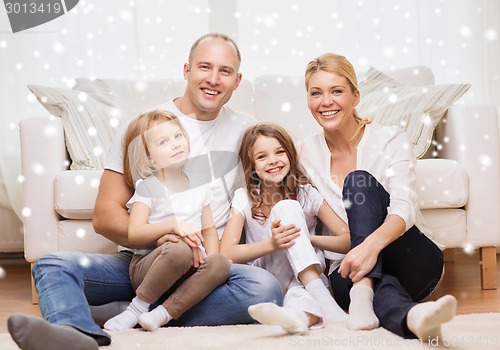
[298,123,436,270]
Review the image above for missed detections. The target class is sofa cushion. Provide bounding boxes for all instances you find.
[76,77,256,122]
[421,209,467,249]
[75,78,186,121]
[58,220,118,254]
[357,68,470,158]
[54,170,103,219]
[27,84,124,170]
[254,75,321,140]
[415,159,468,209]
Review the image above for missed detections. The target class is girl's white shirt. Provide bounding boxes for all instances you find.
[231,184,325,270]
[127,175,212,255]
[105,99,256,236]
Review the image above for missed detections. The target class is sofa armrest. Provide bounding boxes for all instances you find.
[20,117,68,262]
[436,104,500,247]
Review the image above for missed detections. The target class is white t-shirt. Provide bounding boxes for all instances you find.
[298,122,433,240]
[106,99,256,235]
[231,184,325,271]
[128,175,212,255]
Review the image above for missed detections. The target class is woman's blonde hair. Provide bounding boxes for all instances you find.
[305,53,370,140]
[123,110,188,188]
[239,123,308,223]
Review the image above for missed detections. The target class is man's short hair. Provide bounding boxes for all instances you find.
[188,33,241,69]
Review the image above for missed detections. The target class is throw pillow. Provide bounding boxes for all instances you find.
[28,84,123,170]
[357,68,470,158]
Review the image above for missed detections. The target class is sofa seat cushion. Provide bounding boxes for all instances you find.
[421,208,466,249]
[416,159,468,209]
[55,170,103,219]
[58,220,118,254]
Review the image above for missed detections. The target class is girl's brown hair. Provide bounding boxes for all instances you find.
[239,122,308,223]
[123,110,188,188]
[305,52,370,140]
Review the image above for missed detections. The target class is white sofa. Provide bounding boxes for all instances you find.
[20,66,500,304]
[0,178,23,253]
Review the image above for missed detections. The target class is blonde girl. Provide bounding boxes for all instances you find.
[220,122,350,334]
[104,110,230,332]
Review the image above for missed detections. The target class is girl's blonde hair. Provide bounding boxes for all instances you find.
[239,123,308,223]
[123,110,189,187]
[305,52,370,140]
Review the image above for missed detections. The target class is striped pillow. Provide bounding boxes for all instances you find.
[358,68,470,158]
[28,84,124,170]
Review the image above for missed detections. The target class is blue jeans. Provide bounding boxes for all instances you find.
[329,170,444,339]
[33,251,282,345]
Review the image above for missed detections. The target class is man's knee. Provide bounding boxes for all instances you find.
[232,265,283,305]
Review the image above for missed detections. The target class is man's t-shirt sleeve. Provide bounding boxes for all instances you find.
[104,122,129,174]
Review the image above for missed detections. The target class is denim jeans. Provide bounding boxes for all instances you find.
[329,170,444,339]
[33,251,283,345]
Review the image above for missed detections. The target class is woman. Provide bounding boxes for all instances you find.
[295,53,456,341]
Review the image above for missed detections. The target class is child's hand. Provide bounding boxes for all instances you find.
[155,233,180,247]
[180,238,205,268]
[175,221,204,245]
[270,219,300,250]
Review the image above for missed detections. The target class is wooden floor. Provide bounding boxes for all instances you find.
[0,251,499,334]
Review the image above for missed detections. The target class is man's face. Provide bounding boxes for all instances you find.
[182,38,242,120]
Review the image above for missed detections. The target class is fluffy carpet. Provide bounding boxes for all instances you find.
[1,313,499,350]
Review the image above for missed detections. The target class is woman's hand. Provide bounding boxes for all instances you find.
[338,240,379,283]
[270,219,300,250]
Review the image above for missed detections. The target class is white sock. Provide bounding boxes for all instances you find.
[347,284,379,330]
[248,303,309,334]
[103,297,149,331]
[139,305,172,332]
[407,294,457,342]
[305,279,348,322]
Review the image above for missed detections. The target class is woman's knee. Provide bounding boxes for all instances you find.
[343,170,385,198]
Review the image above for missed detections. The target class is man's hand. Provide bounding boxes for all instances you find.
[270,219,300,250]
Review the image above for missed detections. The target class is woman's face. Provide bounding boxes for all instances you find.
[306,71,360,132]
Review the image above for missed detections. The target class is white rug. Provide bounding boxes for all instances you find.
[1,313,499,350]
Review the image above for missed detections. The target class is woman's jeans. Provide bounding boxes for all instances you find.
[33,250,283,345]
[330,170,444,339]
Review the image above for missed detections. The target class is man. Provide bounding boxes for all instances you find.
[8,33,283,350]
